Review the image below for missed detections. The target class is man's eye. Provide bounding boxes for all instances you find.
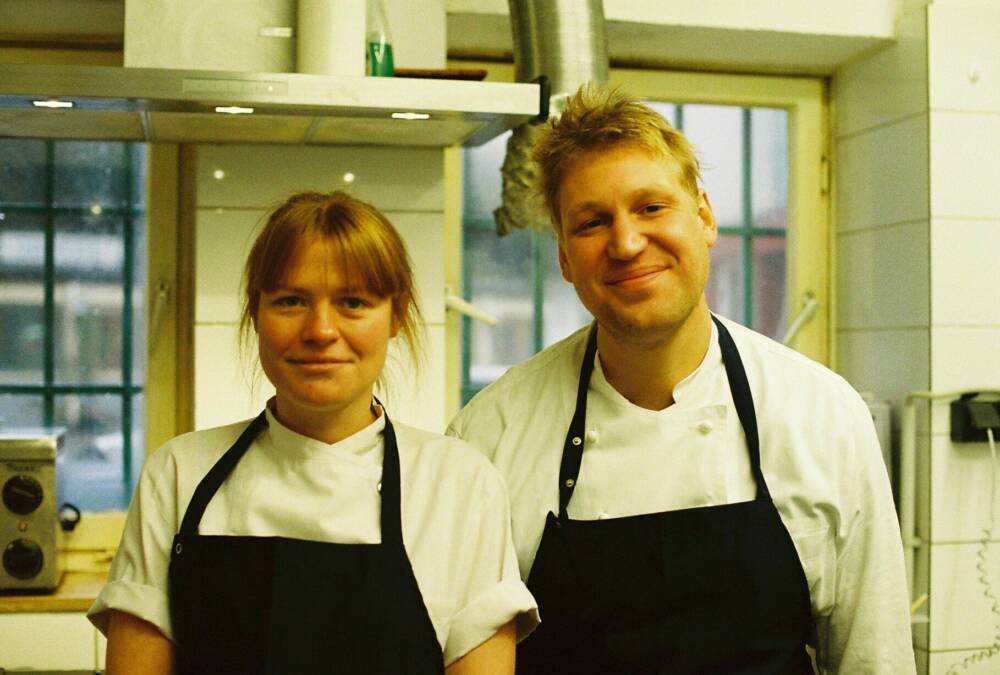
[641,204,665,215]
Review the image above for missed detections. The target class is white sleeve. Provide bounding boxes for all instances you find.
[441,464,539,666]
[86,446,178,641]
[816,393,916,674]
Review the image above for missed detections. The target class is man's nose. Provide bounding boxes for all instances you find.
[302,305,340,342]
[607,216,647,260]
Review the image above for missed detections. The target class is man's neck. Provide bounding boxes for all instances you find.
[596,304,713,411]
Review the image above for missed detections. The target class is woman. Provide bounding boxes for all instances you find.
[88,191,538,674]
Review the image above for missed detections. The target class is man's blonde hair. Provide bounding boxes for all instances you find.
[532,83,701,234]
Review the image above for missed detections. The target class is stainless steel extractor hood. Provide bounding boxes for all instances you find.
[0,63,543,147]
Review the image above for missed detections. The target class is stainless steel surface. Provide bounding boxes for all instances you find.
[496,0,609,234]
[0,430,64,591]
[0,63,541,147]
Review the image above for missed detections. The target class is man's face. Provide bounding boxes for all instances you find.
[556,142,717,342]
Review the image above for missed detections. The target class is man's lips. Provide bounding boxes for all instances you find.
[604,265,667,286]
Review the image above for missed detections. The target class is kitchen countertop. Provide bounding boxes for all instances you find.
[0,571,106,613]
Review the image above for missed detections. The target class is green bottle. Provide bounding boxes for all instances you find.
[366,0,394,77]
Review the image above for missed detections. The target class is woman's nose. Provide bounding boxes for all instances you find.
[607,216,647,260]
[302,305,340,343]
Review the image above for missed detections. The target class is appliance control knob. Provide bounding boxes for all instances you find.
[2,475,44,515]
[3,538,44,580]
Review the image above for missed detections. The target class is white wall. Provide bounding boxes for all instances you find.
[192,144,448,433]
[834,2,1000,672]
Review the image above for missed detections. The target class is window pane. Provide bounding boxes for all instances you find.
[463,132,509,221]
[541,231,590,346]
[466,227,534,387]
[706,235,744,323]
[751,108,788,229]
[682,105,745,228]
[752,236,786,340]
[0,139,47,204]
[52,142,129,209]
[54,212,124,385]
[0,394,44,428]
[645,102,678,127]
[130,144,147,208]
[0,211,46,384]
[55,393,128,511]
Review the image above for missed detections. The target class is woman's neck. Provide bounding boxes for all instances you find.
[269,394,378,445]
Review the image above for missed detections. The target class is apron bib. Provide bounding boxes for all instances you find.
[518,317,815,674]
[168,410,444,675]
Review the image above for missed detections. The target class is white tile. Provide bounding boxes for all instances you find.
[195,208,267,322]
[836,221,930,329]
[835,328,930,406]
[930,435,1000,543]
[930,111,1000,219]
[194,323,272,431]
[376,324,447,433]
[931,218,1000,326]
[835,117,929,233]
[0,612,95,670]
[196,144,444,211]
[387,211,446,324]
[928,542,1000,650]
[931,327,1000,391]
[928,3,1000,113]
[928,649,1000,675]
[833,6,928,138]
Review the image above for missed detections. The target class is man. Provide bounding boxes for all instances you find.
[448,84,915,674]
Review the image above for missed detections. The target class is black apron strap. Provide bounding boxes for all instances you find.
[378,410,404,546]
[711,315,770,499]
[557,324,598,519]
[179,411,268,535]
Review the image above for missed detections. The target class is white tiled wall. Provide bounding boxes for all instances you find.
[834,2,1000,671]
[192,144,448,433]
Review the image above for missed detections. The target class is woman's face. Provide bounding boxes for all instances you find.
[256,237,395,429]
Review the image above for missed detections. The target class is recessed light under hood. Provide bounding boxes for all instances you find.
[0,63,544,147]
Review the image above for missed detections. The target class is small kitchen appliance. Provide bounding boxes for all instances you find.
[0,429,64,591]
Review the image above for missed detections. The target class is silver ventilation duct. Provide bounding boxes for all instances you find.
[494,0,609,235]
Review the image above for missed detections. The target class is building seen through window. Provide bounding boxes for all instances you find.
[0,139,146,511]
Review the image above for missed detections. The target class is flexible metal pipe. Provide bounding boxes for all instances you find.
[495,0,609,234]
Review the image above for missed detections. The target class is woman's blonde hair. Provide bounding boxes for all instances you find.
[532,83,702,234]
[239,190,423,368]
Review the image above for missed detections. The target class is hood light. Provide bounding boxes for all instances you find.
[391,112,430,120]
[215,105,255,114]
[33,99,74,109]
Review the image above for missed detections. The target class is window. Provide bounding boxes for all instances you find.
[0,139,147,511]
[458,65,827,402]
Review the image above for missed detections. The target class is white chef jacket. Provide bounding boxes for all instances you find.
[447,315,915,674]
[89,407,539,666]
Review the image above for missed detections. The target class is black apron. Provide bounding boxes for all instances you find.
[518,316,815,674]
[168,410,444,675]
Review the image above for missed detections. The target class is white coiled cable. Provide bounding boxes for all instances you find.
[947,428,1000,673]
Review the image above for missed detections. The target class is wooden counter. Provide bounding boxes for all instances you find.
[0,571,106,613]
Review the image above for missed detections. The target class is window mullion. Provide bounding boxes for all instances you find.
[532,231,545,354]
[741,108,753,326]
[122,144,135,492]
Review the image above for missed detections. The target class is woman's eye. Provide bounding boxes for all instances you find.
[578,218,602,231]
[342,297,368,310]
[275,296,304,307]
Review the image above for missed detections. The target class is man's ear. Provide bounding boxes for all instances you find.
[698,190,718,248]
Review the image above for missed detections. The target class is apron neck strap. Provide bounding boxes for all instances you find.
[177,405,406,544]
[557,316,770,519]
[179,411,268,535]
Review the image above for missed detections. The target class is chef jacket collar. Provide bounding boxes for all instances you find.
[591,318,722,410]
[262,397,387,462]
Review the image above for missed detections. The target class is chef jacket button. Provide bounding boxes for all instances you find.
[696,420,713,435]
[571,436,582,446]
[564,478,575,488]
[586,429,599,443]
[376,481,382,493]
[598,511,610,520]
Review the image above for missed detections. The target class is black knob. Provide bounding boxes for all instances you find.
[2,475,44,515]
[3,538,44,580]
